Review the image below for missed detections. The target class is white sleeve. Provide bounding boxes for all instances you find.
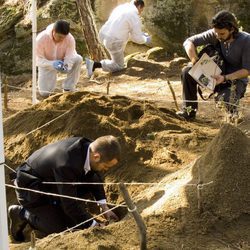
[63,35,77,71]
[36,37,54,69]
[128,13,147,44]
[36,57,54,69]
[97,199,107,205]
[90,220,98,227]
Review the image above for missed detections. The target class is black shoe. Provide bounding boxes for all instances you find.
[8,205,27,242]
[176,110,196,121]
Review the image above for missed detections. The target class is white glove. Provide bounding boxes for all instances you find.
[145,36,152,45]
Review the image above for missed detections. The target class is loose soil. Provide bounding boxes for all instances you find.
[4,53,250,249]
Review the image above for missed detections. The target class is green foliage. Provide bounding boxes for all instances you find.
[235,0,250,32]
[0,5,23,37]
[49,0,80,22]
[152,0,194,44]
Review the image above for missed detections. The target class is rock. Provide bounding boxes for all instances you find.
[146,47,167,61]
[124,52,141,66]
[15,19,31,39]
[0,4,23,39]
[169,57,188,68]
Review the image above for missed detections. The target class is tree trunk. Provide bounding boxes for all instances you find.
[75,0,107,61]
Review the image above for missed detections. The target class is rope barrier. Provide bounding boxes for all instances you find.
[44,202,126,244]
[6,84,58,95]
[127,205,137,213]
[4,164,16,173]
[5,84,250,111]
[5,184,126,208]
[3,163,213,188]
[41,181,214,187]
[25,109,72,136]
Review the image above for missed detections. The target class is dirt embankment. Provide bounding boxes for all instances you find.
[5,91,249,249]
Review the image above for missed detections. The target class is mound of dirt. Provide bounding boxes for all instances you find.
[5,91,224,249]
[137,124,250,236]
[189,124,250,220]
[4,91,209,170]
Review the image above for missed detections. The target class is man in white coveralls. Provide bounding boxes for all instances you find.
[86,0,151,77]
[36,20,83,97]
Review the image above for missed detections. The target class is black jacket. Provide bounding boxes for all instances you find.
[15,137,106,228]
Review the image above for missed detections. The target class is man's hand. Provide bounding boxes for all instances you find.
[53,60,68,73]
[100,204,119,222]
[144,34,152,45]
[213,74,226,85]
[94,222,106,227]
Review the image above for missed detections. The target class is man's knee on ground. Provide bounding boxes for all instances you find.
[182,66,192,76]
[114,63,125,72]
[74,54,83,65]
[38,89,51,97]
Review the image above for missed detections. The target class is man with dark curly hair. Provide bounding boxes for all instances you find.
[177,10,250,121]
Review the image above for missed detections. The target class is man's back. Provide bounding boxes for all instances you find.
[99,2,141,41]
[26,137,90,180]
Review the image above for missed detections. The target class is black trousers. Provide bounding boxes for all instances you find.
[23,204,71,234]
[14,163,105,234]
[181,66,248,112]
[15,182,96,234]
[16,188,93,234]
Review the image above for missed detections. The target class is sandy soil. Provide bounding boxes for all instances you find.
[3,53,250,250]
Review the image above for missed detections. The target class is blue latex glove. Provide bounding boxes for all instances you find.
[53,60,68,73]
[145,36,152,45]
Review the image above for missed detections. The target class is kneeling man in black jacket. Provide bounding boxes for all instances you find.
[9,135,121,241]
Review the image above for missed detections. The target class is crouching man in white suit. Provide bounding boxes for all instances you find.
[36,20,82,97]
[86,0,151,77]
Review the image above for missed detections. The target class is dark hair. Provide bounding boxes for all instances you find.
[91,135,121,162]
[54,20,70,35]
[212,10,238,35]
[133,0,145,8]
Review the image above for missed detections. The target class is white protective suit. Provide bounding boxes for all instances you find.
[99,1,147,72]
[36,24,82,96]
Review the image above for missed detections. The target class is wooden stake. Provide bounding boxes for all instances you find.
[197,184,202,213]
[197,166,203,214]
[29,231,36,250]
[107,81,110,95]
[167,79,179,111]
[119,183,147,250]
[4,76,8,111]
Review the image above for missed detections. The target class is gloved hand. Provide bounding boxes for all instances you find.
[53,60,68,73]
[100,204,119,222]
[145,35,152,45]
[103,210,119,222]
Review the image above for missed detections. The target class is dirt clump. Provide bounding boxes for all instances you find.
[187,124,250,222]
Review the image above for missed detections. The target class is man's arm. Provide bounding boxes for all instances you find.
[86,172,119,222]
[54,166,94,228]
[214,68,250,85]
[64,34,77,71]
[128,13,147,44]
[36,36,55,69]
[183,29,218,65]
[183,40,199,65]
